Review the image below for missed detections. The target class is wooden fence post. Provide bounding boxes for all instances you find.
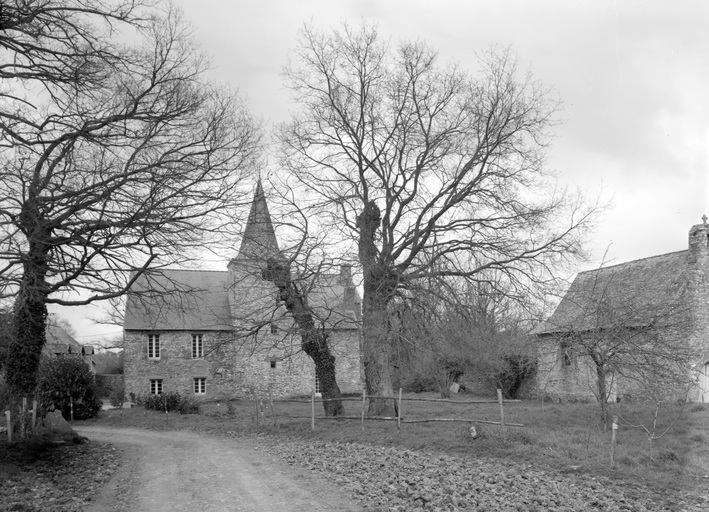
[31,400,37,431]
[497,389,506,437]
[610,415,618,468]
[311,389,315,431]
[5,410,11,444]
[268,389,278,428]
[361,390,366,432]
[254,396,259,427]
[397,388,402,432]
[20,397,27,439]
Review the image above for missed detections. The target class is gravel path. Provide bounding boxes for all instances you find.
[74,426,362,512]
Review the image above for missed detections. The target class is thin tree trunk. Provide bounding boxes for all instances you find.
[595,363,609,428]
[267,260,344,416]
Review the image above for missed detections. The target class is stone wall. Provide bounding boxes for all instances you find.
[687,223,709,402]
[123,328,362,402]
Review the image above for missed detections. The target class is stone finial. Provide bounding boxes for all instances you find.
[702,214,707,225]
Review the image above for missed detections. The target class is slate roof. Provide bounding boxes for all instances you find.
[229,180,283,267]
[123,268,361,331]
[124,269,233,331]
[45,325,94,356]
[535,250,690,335]
[124,180,361,332]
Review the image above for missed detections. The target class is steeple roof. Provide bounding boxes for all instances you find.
[230,179,282,267]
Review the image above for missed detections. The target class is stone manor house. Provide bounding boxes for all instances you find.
[534,218,709,403]
[122,181,363,400]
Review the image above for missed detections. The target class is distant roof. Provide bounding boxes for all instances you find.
[46,324,82,347]
[124,270,233,331]
[535,251,690,335]
[303,272,362,329]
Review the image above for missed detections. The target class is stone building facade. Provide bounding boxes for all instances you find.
[533,218,709,402]
[123,181,363,401]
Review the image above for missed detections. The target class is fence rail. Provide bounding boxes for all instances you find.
[250,388,523,434]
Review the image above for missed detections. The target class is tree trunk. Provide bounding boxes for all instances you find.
[301,330,344,417]
[595,363,609,428]
[267,260,344,416]
[361,293,396,416]
[7,239,50,395]
[357,200,397,417]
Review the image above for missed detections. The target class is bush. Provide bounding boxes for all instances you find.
[137,391,199,414]
[495,354,537,399]
[35,355,102,420]
[109,380,125,408]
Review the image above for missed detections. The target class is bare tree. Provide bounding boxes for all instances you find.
[0,1,260,394]
[536,258,696,426]
[391,274,535,399]
[278,23,597,415]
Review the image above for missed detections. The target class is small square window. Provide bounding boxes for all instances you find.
[193,377,206,394]
[150,379,163,395]
[270,360,277,369]
[192,334,204,358]
[270,324,278,334]
[147,334,160,359]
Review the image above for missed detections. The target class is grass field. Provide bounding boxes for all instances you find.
[86,392,709,495]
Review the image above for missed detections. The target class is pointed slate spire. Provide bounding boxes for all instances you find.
[230,179,282,268]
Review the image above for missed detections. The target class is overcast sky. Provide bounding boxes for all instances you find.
[56,0,709,341]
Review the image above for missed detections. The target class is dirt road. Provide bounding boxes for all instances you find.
[74,426,363,512]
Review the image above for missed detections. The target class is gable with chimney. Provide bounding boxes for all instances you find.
[533,218,709,403]
[122,181,362,401]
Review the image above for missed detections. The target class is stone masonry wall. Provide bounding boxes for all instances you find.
[123,328,362,402]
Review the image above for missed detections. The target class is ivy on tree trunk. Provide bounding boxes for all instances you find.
[266,259,344,417]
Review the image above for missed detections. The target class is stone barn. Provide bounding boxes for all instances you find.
[533,218,709,402]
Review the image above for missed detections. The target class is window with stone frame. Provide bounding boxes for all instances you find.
[270,323,278,334]
[192,334,204,358]
[560,340,573,367]
[150,379,163,395]
[193,377,206,394]
[147,334,160,359]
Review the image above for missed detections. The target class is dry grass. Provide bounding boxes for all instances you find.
[85,392,709,496]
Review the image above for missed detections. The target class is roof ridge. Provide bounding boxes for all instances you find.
[577,249,687,275]
[152,268,227,273]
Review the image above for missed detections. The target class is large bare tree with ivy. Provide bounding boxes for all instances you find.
[278,24,597,415]
[0,1,260,394]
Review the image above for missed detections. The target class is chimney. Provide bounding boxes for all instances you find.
[339,264,352,285]
[688,214,709,264]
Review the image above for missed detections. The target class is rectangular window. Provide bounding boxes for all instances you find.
[193,377,206,394]
[192,334,204,358]
[269,359,277,369]
[270,324,278,334]
[561,341,573,367]
[150,379,163,395]
[147,334,160,359]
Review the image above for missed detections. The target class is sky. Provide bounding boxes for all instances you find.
[54,0,709,342]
